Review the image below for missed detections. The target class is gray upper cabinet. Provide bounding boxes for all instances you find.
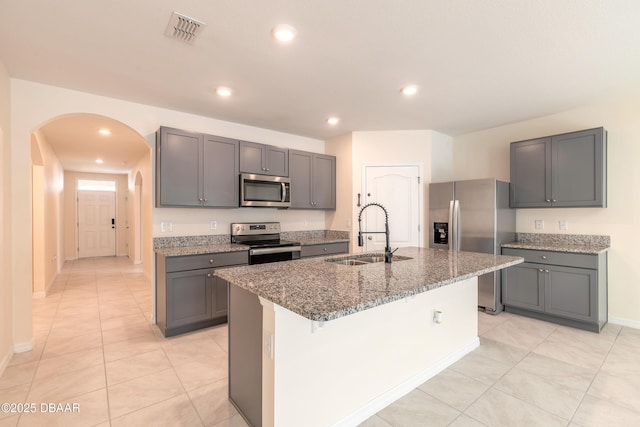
[240,141,289,176]
[289,150,336,209]
[510,127,607,208]
[157,127,202,207]
[156,127,239,208]
[203,134,239,207]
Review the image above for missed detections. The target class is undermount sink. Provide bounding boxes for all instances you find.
[326,254,412,265]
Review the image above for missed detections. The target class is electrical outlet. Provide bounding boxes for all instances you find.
[535,219,544,230]
[160,221,173,232]
[559,220,568,230]
[210,220,217,230]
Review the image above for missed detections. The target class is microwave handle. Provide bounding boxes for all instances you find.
[281,182,287,202]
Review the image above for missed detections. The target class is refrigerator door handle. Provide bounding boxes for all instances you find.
[448,200,455,251]
[453,200,461,252]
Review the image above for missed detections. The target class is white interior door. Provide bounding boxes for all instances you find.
[363,165,421,251]
[78,190,116,258]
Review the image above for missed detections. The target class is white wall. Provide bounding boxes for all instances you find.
[31,130,65,294]
[452,99,640,326]
[0,60,12,375]
[128,152,154,279]
[326,130,454,249]
[325,132,354,243]
[8,79,328,351]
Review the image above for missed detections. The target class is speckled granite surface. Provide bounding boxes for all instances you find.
[154,234,230,248]
[281,230,350,245]
[502,233,610,254]
[154,230,350,256]
[215,247,523,322]
[154,243,249,257]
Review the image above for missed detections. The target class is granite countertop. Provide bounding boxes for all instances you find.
[294,237,350,245]
[215,247,523,322]
[154,243,249,257]
[502,233,610,255]
[501,241,609,254]
[154,240,350,257]
[153,230,351,257]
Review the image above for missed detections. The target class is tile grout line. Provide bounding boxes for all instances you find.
[565,324,625,426]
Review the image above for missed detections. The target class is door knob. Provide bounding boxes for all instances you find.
[367,236,373,240]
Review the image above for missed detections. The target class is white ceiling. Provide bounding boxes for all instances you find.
[37,115,150,174]
[2,1,640,172]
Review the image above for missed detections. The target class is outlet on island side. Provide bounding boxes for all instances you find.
[535,219,544,230]
[559,220,568,230]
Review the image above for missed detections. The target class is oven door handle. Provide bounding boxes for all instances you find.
[250,246,302,256]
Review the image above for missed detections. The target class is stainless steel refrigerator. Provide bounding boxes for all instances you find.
[429,178,515,313]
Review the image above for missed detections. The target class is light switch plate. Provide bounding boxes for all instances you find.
[160,221,173,232]
[535,219,544,230]
[210,220,217,230]
[559,220,568,230]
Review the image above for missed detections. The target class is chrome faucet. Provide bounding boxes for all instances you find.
[357,202,396,263]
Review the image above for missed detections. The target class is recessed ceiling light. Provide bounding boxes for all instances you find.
[272,24,297,42]
[98,129,111,135]
[326,117,340,126]
[96,159,104,164]
[401,85,418,96]
[216,86,232,97]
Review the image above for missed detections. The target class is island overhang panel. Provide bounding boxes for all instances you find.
[217,247,523,427]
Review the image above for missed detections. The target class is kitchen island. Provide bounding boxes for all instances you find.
[216,247,523,427]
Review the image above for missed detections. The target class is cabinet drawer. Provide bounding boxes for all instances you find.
[166,251,248,272]
[502,248,596,269]
[301,242,348,258]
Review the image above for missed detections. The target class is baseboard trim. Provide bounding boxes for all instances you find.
[14,338,34,354]
[332,337,480,427]
[0,347,13,379]
[609,316,640,329]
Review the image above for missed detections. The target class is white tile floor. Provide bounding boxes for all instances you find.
[1,257,639,426]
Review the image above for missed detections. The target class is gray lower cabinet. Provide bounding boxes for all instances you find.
[300,242,348,257]
[510,127,607,208]
[289,149,336,209]
[502,248,607,332]
[156,251,248,337]
[239,140,289,177]
[156,127,239,208]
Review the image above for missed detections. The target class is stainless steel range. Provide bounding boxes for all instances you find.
[231,222,301,264]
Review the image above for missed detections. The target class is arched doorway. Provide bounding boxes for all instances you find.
[29,113,151,296]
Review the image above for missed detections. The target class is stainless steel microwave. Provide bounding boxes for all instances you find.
[240,173,291,208]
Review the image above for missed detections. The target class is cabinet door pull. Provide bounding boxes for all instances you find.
[207,273,212,278]
[209,259,214,264]
[538,268,544,272]
[544,269,549,273]
[541,255,547,260]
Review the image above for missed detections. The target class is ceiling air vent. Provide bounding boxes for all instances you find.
[165,12,206,44]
